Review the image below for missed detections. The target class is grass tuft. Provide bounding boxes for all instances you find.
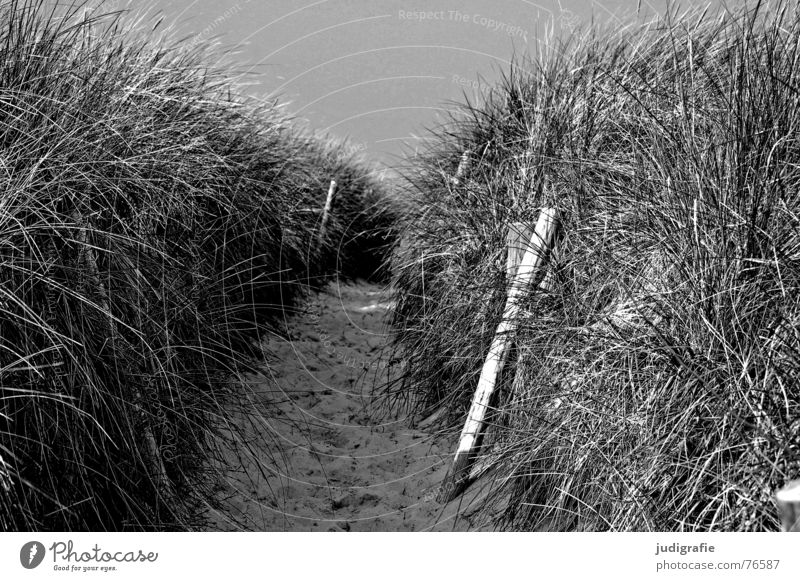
[0,0,395,531]
[388,1,800,531]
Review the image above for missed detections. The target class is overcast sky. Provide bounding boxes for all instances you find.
[107,0,724,169]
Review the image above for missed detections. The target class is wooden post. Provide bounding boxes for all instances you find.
[73,211,178,511]
[777,480,800,531]
[451,150,471,186]
[318,179,337,241]
[438,208,559,502]
[505,221,535,279]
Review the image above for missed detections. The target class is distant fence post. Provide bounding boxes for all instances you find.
[438,208,559,503]
[777,481,800,531]
[318,179,337,242]
[450,150,471,186]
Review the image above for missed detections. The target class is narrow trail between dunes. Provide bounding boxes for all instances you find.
[209,282,490,531]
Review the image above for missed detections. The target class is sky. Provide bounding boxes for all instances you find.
[100,0,725,169]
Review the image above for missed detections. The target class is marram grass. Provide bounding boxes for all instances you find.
[387,1,800,531]
[0,0,395,531]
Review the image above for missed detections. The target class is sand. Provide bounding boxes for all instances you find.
[206,282,491,531]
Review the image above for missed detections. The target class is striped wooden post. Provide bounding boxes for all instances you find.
[777,480,800,531]
[438,208,559,502]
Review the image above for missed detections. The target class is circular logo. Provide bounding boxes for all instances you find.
[20,541,46,569]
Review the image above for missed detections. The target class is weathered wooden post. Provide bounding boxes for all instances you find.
[777,480,800,532]
[318,179,337,242]
[438,208,559,502]
[72,210,177,509]
[505,221,535,279]
[451,150,471,186]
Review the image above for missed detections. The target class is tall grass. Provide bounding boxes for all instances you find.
[0,0,394,530]
[388,1,800,530]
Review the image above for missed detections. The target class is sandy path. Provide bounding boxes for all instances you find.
[207,282,489,531]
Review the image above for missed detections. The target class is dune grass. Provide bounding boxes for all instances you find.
[0,0,395,531]
[387,1,800,531]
